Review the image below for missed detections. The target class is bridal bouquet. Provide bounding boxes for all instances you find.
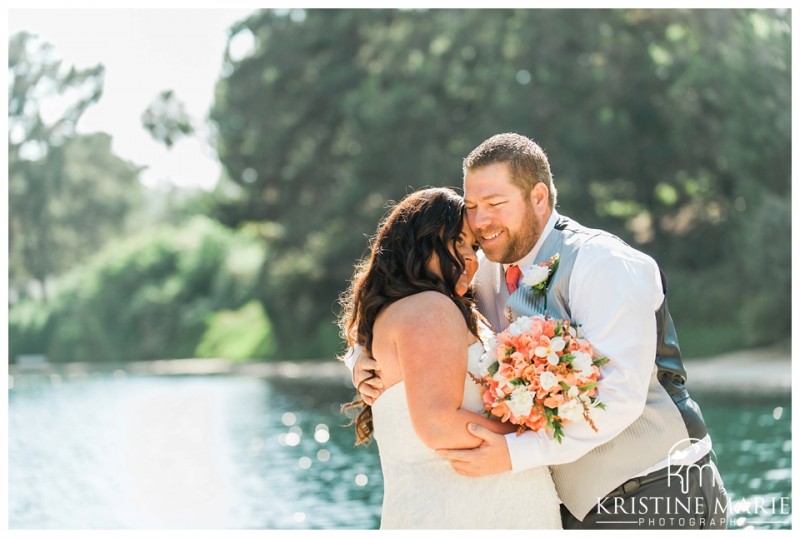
[472,315,609,443]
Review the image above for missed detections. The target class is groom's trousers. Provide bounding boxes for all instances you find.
[560,455,729,530]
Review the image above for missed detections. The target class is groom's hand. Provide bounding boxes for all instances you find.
[436,423,512,476]
[353,349,383,406]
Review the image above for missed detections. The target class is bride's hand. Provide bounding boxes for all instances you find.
[436,423,512,477]
[353,349,383,406]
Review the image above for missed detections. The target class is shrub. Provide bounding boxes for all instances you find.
[8,216,270,363]
[195,300,276,361]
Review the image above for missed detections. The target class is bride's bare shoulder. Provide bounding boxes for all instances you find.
[379,291,462,332]
[389,291,458,315]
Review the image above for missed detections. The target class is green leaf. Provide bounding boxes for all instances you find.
[552,421,564,444]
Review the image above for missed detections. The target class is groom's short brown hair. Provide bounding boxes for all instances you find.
[463,132,557,207]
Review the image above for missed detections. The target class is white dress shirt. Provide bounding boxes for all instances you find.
[503,210,709,475]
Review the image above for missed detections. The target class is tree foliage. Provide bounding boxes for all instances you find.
[8,32,144,301]
[8,217,269,363]
[209,9,790,357]
[141,89,196,148]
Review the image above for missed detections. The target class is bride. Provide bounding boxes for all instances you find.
[339,187,561,529]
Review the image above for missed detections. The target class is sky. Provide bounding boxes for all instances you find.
[8,8,258,191]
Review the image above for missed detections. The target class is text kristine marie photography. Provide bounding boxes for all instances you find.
[593,439,791,528]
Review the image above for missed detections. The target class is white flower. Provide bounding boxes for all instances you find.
[571,351,594,380]
[477,335,498,377]
[539,371,559,392]
[507,316,534,337]
[567,385,580,399]
[522,264,550,287]
[535,336,567,366]
[507,386,535,418]
[558,397,584,422]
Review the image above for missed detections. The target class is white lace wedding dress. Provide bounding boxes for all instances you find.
[371,324,563,529]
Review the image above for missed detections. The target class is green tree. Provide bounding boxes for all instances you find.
[141,89,195,148]
[8,32,144,301]
[208,9,790,357]
[8,216,268,363]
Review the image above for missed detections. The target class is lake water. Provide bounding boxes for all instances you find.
[7,370,792,530]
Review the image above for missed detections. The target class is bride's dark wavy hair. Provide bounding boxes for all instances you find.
[338,187,479,445]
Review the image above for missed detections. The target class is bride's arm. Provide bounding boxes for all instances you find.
[390,292,516,450]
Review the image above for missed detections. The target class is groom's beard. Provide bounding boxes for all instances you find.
[495,200,540,265]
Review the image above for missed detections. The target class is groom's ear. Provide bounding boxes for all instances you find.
[529,182,549,216]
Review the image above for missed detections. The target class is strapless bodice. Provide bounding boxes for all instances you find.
[370,323,562,529]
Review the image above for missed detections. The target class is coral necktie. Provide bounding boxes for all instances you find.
[505,264,522,294]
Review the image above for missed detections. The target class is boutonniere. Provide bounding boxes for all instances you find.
[522,253,560,296]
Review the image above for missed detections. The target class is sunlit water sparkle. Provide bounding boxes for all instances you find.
[8,372,791,529]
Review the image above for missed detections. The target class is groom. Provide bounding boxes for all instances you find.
[350,133,728,529]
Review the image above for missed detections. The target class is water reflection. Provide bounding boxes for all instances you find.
[8,372,791,530]
[692,392,792,530]
[221,376,382,529]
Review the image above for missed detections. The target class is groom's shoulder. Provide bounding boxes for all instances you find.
[571,227,660,276]
[559,214,637,251]
[556,214,612,239]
